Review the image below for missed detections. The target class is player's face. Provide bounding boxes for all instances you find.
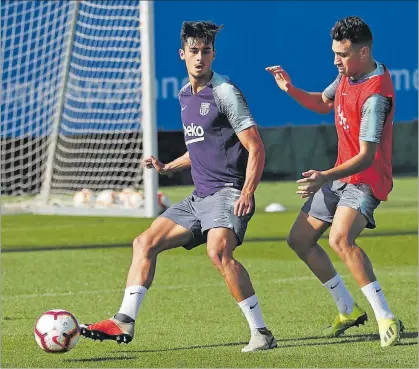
[332,39,368,78]
[179,38,215,80]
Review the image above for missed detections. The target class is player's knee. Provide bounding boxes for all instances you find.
[287,232,307,257]
[132,233,160,258]
[328,233,352,259]
[207,232,235,270]
[207,246,232,271]
[207,248,223,270]
[286,233,298,250]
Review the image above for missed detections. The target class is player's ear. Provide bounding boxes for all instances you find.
[179,48,185,60]
[359,45,369,60]
[213,49,216,60]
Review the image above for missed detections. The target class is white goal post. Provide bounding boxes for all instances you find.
[1,0,159,217]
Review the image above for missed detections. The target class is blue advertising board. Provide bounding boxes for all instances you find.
[154,1,418,129]
[1,1,417,137]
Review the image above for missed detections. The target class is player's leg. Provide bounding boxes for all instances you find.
[81,197,199,344]
[288,210,367,337]
[199,188,276,352]
[287,211,334,283]
[328,207,374,286]
[206,227,277,352]
[330,185,403,347]
[125,216,193,289]
[113,216,193,322]
[207,228,254,300]
[290,183,365,330]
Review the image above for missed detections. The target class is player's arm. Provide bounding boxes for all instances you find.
[234,126,265,216]
[164,151,191,173]
[297,94,391,197]
[321,141,378,181]
[143,152,191,175]
[287,89,334,115]
[216,81,265,216]
[237,126,266,198]
[266,65,335,114]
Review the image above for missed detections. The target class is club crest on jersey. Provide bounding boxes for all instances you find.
[337,105,349,131]
[199,102,210,116]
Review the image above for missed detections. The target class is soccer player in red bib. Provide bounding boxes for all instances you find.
[266,16,403,347]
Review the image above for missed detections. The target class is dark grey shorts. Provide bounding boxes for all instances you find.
[160,187,255,249]
[302,180,381,229]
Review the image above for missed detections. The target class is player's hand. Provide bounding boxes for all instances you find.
[296,170,326,198]
[234,192,254,217]
[143,156,170,175]
[265,65,293,92]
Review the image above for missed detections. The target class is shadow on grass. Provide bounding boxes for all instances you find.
[111,341,248,353]
[285,331,418,342]
[110,332,417,354]
[278,331,418,349]
[3,230,418,253]
[65,355,137,363]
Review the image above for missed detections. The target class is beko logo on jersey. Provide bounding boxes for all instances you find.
[183,123,204,137]
[183,123,205,145]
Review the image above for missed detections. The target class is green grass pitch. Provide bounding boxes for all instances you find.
[1,178,417,367]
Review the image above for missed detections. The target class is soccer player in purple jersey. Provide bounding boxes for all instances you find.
[81,21,277,352]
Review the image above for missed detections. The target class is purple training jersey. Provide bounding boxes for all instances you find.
[179,72,256,197]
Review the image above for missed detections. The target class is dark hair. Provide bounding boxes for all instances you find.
[180,21,223,49]
[331,16,373,47]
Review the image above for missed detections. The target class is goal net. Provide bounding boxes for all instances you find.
[1,0,159,217]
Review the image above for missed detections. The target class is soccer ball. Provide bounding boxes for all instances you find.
[118,188,145,209]
[157,190,171,214]
[95,190,117,208]
[34,309,80,353]
[73,188,93,208]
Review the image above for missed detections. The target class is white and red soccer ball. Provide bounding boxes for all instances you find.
[119,188,170,213]
[34,309,80,353]
[95,190,117,208]
[118,188,145,209]
[73,188,93,208]
[73,188,170,212]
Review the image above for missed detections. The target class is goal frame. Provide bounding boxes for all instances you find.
[2,0,159,218]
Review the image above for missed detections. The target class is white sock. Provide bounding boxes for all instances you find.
[238,295,266,331]
[323,274,354,314]
[117,285,148,321]
[361,281,394,319]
